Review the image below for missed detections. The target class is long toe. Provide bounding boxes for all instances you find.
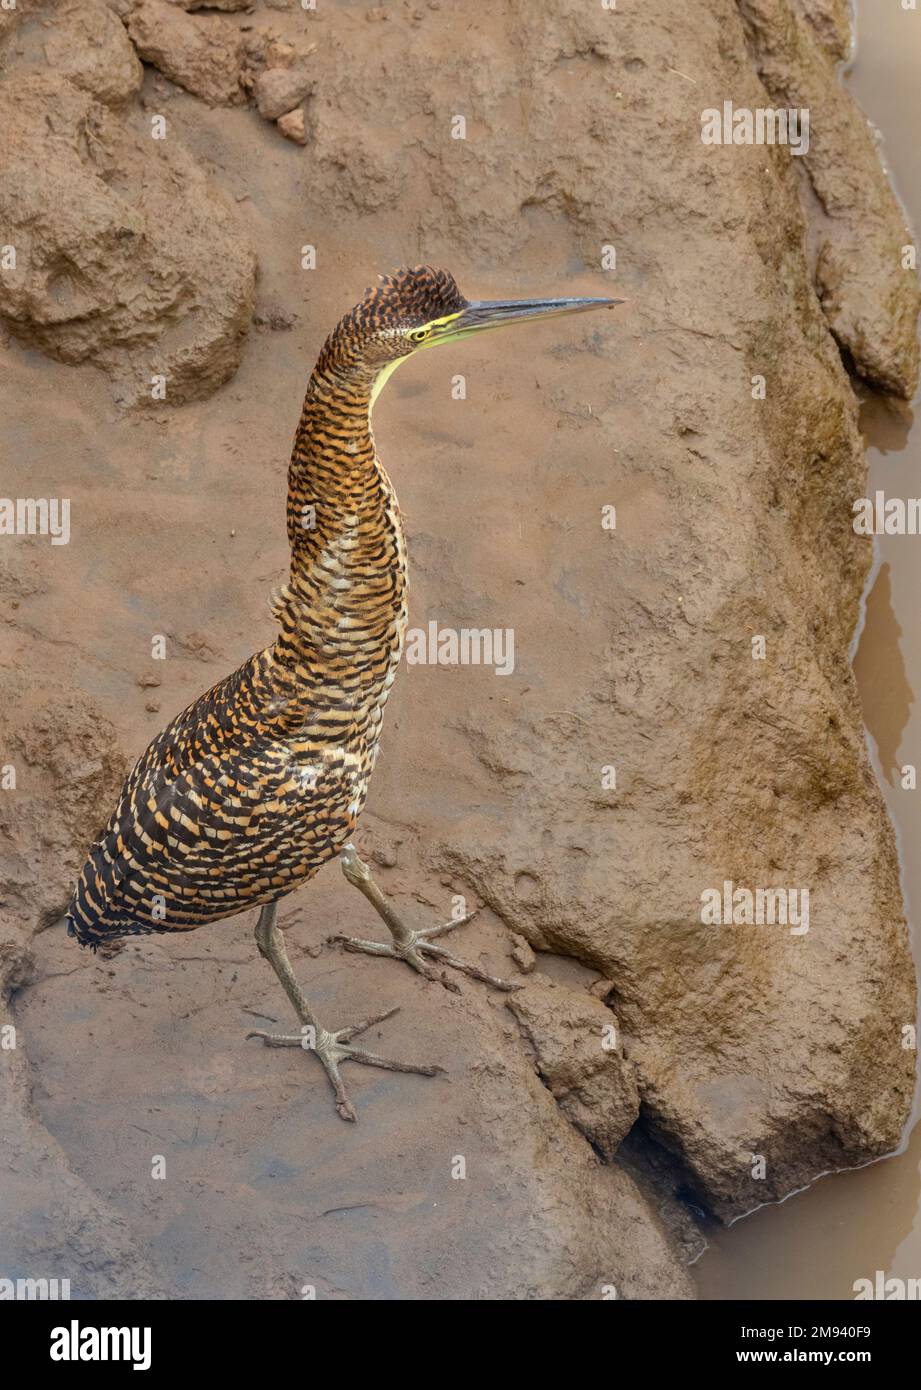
[340,1044,445,1076]
[332,1004,401,1043]
[334,932,445,984]
[418,939,520,992]
[245,1030,305,1047]
[313,1035,443,1121]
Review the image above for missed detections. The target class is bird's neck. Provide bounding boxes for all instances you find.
[272,365,408,680]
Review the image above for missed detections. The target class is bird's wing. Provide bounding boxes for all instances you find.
[77,653,346,923]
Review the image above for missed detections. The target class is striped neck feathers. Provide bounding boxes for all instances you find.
[273,361,407,668]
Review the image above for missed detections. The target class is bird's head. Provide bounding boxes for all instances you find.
[314,265,622,402]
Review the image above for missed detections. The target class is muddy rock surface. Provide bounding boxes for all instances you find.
[507,978,641,1160]
[0,62,256,405]
[0,0,916,1297]
[15,0,144,108]
[124,0,247,107]
[740,0,920,397]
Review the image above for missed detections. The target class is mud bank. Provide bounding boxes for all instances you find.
[0,0,916,1297]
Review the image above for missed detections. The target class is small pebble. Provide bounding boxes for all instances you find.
[277,108,308,145]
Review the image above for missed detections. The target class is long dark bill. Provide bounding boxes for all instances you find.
[434,295,624,341]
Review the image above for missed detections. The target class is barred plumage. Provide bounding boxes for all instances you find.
[66,267,617,1119]
[67,270,457,948]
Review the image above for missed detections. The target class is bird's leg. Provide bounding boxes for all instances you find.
[333,844,518,992]
[246,901,442,1122]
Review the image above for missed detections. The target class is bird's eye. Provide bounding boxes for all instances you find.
[409,328,428,342]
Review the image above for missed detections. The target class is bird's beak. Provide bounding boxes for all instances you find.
[431,295,624,343]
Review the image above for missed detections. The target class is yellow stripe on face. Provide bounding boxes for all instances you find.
[369,312,465,412]
[425,311,463,331]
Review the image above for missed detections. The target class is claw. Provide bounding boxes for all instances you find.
[333,1004,400,1043]
[418,909,479,938]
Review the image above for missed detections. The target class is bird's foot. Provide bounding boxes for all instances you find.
[334,846,519,993]
[333,920,518,993]
[246,1005,442,1122]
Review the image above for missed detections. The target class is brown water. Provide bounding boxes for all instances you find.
[696,4,921,1300]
